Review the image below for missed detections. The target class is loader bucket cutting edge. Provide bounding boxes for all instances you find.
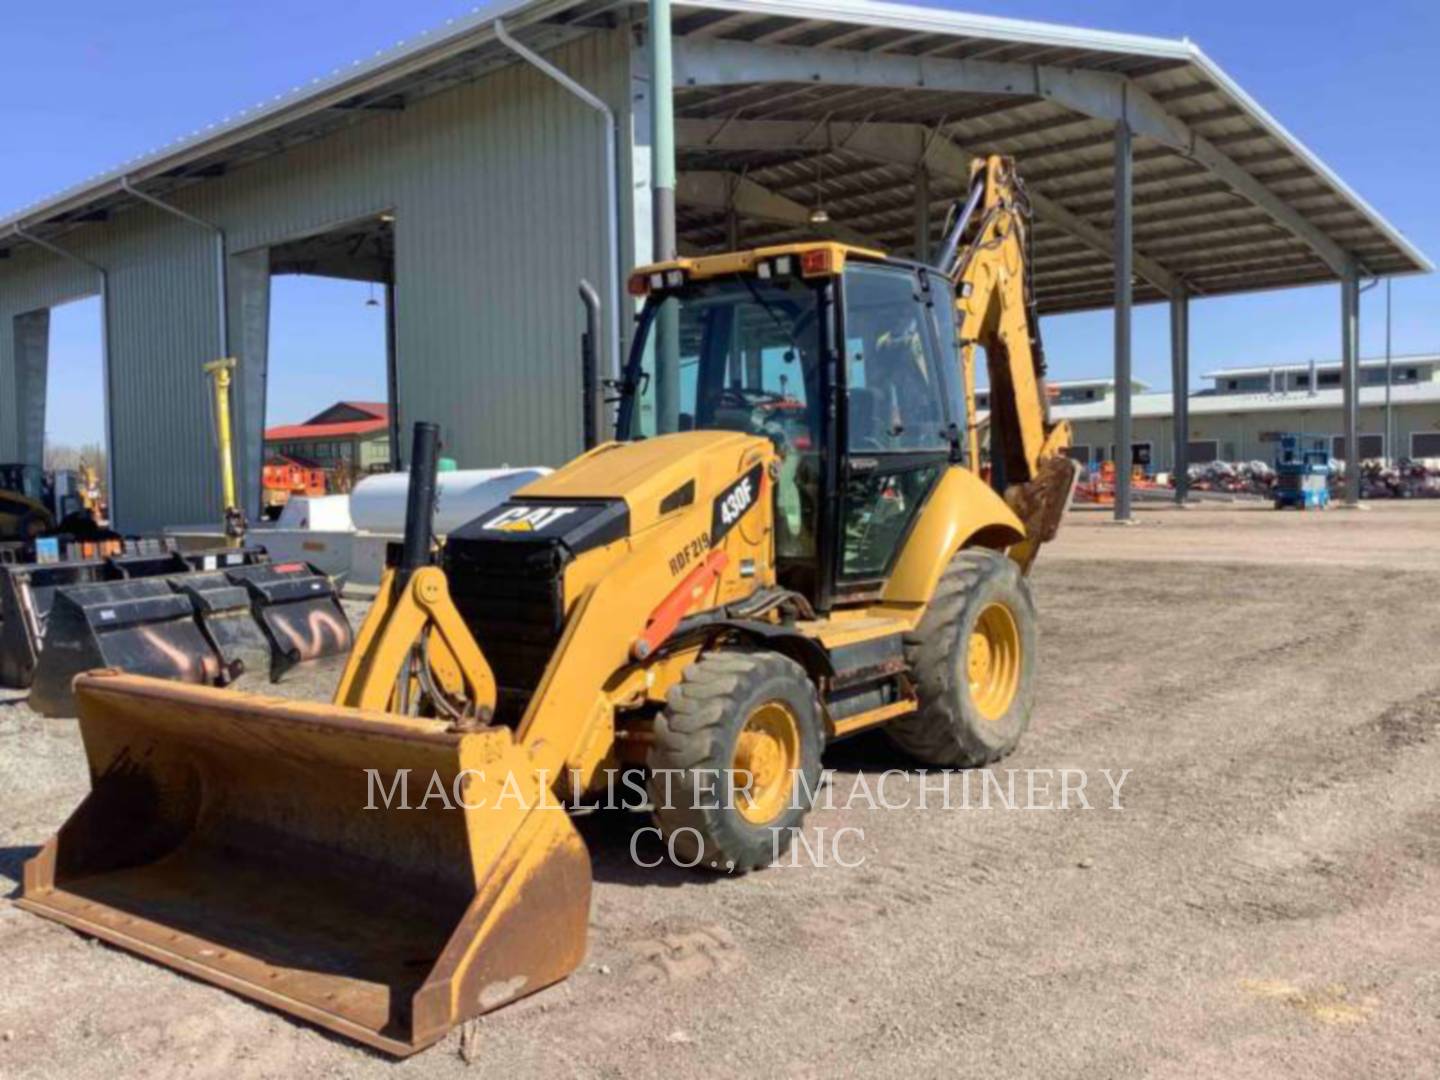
[18,672,591,1056]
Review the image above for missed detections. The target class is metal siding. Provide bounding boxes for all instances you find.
[0,247,97,461]
[0,28,631,531]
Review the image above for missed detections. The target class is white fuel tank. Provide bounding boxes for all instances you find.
[348,467,551,536]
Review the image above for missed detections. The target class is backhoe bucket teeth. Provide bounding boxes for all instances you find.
[223,562,353,679]
[18,673,591,1056]
[27,580,225,718]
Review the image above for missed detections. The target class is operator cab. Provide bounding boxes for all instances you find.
[617,245,966,610]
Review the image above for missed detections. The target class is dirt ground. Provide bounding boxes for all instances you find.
[3,501,1439,1079]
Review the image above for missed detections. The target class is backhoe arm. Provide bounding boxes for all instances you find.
[943,155,1078,567]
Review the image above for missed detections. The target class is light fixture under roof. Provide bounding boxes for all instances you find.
[808,154,829,227]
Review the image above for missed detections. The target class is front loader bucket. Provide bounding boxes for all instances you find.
[18,673,591,1056]
[223,562,353,679]
[27,580,225,718]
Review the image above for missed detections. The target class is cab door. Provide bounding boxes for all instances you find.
[832,262,958,597]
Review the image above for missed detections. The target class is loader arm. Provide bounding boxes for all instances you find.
[947,155,1079,567]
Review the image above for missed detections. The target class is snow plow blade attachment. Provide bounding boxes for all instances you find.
[18,673,592,1056]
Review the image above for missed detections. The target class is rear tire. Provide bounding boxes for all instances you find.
[647,649,823,873]
[887,549,1037,767]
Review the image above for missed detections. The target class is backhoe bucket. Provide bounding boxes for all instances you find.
[18,673,591,1056]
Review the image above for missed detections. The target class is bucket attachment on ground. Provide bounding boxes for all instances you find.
[168,572,272,685]
[18,673,591,1055]
[223,562,353,680]
[0,558,110,688]
[10,547,349,714]
[0,546,269,692]
[26,579,229,718]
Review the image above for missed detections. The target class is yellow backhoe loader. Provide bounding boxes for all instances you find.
[19,155,1076,1055]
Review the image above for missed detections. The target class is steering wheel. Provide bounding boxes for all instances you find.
[716,387,787,411]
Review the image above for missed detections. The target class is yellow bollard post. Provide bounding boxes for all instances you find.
[202,357,245,545]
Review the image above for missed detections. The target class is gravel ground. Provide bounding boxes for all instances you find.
[2,502,1439,1078]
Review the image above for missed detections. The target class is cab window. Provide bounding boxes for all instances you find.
[838,264,950,581]
[624,275,824,567]
[842,264,949,452]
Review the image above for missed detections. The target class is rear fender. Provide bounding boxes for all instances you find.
[881,466,1025,606]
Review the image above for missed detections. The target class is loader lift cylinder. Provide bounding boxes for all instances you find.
[398,422,441,593]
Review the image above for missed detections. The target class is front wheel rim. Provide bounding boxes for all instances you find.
[732,700,801,825]
[966,601,1021,722]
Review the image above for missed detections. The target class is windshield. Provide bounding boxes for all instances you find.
[618,275,824,446]
[618,274,826,567]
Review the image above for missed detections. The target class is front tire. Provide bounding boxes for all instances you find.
[888,549,1037,767]
[647,650,823,872]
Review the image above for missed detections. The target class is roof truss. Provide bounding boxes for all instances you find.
[673,36,1350,274]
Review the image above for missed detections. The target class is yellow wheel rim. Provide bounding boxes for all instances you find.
[732,700,801,825]
[966,602,1021,723]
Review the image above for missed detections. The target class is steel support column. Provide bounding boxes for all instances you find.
[385,277,401,468]
[649,0,676,259]
[1113,119,1134,521]
[649,0,681,431]
[1341,262,1361,505]
[1170,284,1190,503]
[11,309,50,469]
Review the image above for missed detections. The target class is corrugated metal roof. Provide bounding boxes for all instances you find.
[0,0,619,234]
[668,0,1430,311]
[1,0,1428,316]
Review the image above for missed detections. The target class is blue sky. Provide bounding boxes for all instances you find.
[5,0,1435,445]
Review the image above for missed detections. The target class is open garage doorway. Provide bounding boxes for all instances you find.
[3,295,109,534]
[43,296,108,519]
[261,213,395,519]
